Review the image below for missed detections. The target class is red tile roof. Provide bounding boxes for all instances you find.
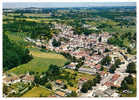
[95,64,101,69]
[104,81,114,87]
[111,74,120,82]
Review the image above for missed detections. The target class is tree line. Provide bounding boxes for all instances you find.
[3,33,32,71]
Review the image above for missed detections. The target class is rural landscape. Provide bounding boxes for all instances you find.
[3,2,136,97]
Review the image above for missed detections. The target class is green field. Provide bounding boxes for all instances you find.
[7,48,68,75]
[22,86,54,97]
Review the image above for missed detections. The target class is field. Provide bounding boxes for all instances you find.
[22,86,54,97]
[7,48,68,75]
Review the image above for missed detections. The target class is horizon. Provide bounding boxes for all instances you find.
[3,2,136,9]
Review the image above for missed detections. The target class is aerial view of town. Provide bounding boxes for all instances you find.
[3,2,136,97]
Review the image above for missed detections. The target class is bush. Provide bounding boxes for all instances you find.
[45,83,52,90]
[126,62,136,73]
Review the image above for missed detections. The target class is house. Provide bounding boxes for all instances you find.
[95,64,101,70]
[113,73,129,87]
[99,71,108,77]
[79,77,88,83]
[104,88,116,96]
[55,91,66,97]
[92,90,109,97]
[64,62,77,69]
[78,67,96,75]
[56,80,63,85]
[104,81,114,87]
[22,74,34,82]
[111,74,120,82]
[3,75,20,85]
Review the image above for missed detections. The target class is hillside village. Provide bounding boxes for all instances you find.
[3,22,136,97]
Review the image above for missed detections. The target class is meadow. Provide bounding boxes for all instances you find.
[7,47,68,75]
[22,86,54,97]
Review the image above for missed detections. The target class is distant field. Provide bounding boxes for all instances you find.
[7,48,68,75]
[22,86,54,97]
[24,13,51,17]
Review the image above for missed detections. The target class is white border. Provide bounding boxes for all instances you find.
[0,0,138,100]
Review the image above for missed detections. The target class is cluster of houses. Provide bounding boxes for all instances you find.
[48,23,136,97]
[3,73,34,86]
[3,73,34,96]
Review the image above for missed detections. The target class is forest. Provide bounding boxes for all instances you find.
[3,33,32,71]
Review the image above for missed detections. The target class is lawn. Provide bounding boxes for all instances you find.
[22,86,54,97]
[7,48,68,75]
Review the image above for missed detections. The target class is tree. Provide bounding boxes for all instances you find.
[45,83,52,90]
[95,73,101,83]
[81,82,89,93]
[81,79,96,93]
[126,62,136,73]
[75,61,84,71]
[3,84,8,95]
[34,75,40,85]
[99,66,104,71]
[48,64,60,76]
[52,39,61,47]
[109,64,116,73]
[99,37,102,42]
[120,80,128,90]
[67,91,77,97]
[29,71,35,75]
[40,75,48,85]
[62,84,67,89]
[3,33,32,71]
[87,80,93,90]
[115,59,121,67]
[68,81,73,87]
[98,50,101,55]
[101,55,111,66]
[124,75,134,84]
[104,48,110,52]
[64,61,71,66]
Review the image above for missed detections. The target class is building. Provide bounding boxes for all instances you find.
[78,67,96,75]
[55,91,66,97]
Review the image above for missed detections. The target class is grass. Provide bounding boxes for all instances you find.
[7,47,68,75]
[22,86,54,97]
[5,32,26,42]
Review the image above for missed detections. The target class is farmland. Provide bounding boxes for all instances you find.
[22,86,54,97]
[7,47,68,75]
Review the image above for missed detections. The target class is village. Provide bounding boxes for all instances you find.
[3,22,136,97]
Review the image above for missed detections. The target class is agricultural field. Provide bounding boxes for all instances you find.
[7,47,68,75]
[22,86,54,97]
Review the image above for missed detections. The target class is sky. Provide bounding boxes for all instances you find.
[3,2,136,8]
